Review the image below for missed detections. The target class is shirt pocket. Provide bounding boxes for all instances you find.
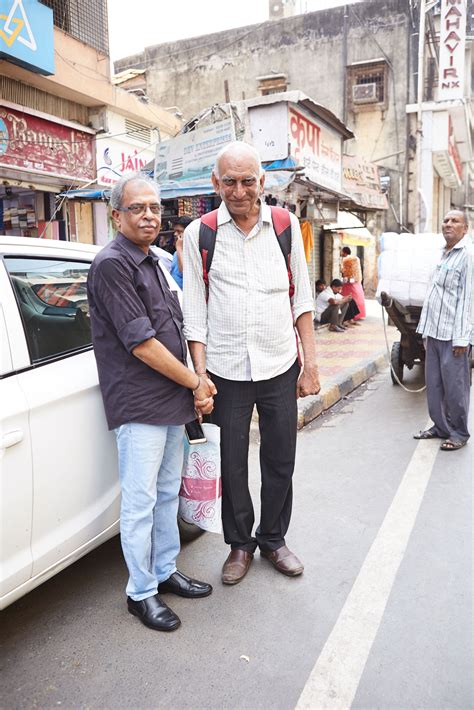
[256,252,289,294]
[434,264,462,292]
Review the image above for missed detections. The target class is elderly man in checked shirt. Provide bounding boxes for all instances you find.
[183,141,320,584]
[414,210,473,451]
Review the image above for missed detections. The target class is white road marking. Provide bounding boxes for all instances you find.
[296,432,439,710]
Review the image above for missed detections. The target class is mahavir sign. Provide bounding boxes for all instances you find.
[0,0,54,75]
[438,0,467,101]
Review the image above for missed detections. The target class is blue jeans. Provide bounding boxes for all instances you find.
[114,423,184,601]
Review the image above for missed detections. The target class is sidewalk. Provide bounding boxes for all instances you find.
[297,299,398,429]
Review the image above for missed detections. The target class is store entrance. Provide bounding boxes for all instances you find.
[0,186,62,239]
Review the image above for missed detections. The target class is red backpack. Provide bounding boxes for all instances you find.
[198,206,294,302]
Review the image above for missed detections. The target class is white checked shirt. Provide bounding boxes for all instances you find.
[417,235,473,347]
[182,201,314,381]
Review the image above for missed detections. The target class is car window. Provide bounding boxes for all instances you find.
[4,257,92,363]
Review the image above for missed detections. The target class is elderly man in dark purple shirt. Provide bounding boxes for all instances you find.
[87,175,216,632]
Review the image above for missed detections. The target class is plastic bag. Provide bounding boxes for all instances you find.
[178,423,222,534]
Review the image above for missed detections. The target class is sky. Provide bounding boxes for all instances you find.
[108,0,358,62]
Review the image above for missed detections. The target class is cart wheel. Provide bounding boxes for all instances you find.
[390,341,404,385]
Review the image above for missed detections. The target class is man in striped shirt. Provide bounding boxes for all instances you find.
[183,141,320,584]
[415,210,472,451]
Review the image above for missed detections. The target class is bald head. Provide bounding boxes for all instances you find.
[213,141,263,179]
[211,141,266,221]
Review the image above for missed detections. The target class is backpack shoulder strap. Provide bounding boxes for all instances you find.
[198,209,219,302]
[270,206,294,299]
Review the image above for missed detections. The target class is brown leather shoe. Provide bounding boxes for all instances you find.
[260,545,304,576]
[221,549,254,585]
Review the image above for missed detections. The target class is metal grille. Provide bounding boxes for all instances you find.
[347,62,387,108]
[125,118,152,144]
[40,0,109,56]
[0,76,89,124]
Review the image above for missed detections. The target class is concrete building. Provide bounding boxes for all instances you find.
[0,0,180,244]
[115,0,473,235]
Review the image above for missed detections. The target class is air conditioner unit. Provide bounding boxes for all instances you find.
[352,82,378,104]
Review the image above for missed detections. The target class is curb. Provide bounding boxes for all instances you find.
[250,350,389,434]
[297,351,388,429]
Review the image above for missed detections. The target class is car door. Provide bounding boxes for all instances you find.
[0,264,33,608]
[3,253,120,584]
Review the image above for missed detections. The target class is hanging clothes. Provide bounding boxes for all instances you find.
[300,220,314,263]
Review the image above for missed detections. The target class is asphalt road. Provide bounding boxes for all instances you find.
[2,366,472,710]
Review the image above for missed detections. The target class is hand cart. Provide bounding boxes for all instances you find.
[380,292,424,385]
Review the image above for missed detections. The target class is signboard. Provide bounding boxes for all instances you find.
[248,103,288,162]
[288,106,342,193]
[0,0,54,75]
[0,105,95,182]
[432,111,462,188]
[155,117,235,187]
[438,0,467,101]
[96,138,155,186]
[342,155,388,210]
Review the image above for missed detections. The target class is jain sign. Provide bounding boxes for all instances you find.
[0,0,54,75]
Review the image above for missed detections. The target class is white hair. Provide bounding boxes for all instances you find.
[110,173,160,210]
[213,141,264,178]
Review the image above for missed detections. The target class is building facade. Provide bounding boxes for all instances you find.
[115,0,473,234]
[0,0,180,244]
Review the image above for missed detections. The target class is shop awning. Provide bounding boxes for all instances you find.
[159,165,295,200]
[58,188,110,200]
[324,210,374,246]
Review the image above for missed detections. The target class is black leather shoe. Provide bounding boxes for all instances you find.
[158,570,213,598]
[127,594,181,631]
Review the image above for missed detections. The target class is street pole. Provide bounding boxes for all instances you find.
[415,0,426,233]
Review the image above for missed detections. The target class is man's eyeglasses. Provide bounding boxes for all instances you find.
[118,203,161,215]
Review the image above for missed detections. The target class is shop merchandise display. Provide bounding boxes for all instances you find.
[178,196,214,219]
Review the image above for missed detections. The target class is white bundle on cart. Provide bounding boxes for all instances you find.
[376,232,444,307]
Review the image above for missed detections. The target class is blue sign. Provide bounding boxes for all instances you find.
[0,0,54,75]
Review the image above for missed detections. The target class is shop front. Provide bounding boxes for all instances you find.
[0,101,96,243]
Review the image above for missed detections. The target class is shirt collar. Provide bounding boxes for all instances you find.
[217,200,268,227]
[115,231,157,265]
[451,234,471,250]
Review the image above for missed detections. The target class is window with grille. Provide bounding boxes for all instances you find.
[347,61,387,111]
[40,0,109,56]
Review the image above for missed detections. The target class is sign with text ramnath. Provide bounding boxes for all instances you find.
[0,105,95,182]
[288,106,342,193]
[438,0,467,101]
[0,0,54,75]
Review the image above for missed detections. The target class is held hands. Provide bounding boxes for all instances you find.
[297,364,321,398]
[193,374,217,417]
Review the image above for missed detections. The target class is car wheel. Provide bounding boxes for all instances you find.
[178,516,205,543]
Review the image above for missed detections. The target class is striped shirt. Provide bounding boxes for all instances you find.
[417,235,473,347]
[182,201,314,381]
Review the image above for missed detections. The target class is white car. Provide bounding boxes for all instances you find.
[0,236,196,610]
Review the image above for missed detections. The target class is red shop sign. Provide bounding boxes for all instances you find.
[0,106,95,182]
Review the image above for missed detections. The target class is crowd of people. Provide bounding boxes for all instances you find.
[87,139,471,632]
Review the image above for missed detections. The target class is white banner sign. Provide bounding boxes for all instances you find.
[438,0,467,101]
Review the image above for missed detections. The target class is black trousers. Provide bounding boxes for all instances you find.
[208,360,299,553]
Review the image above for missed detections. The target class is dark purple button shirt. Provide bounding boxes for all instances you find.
[87,232,195,430]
